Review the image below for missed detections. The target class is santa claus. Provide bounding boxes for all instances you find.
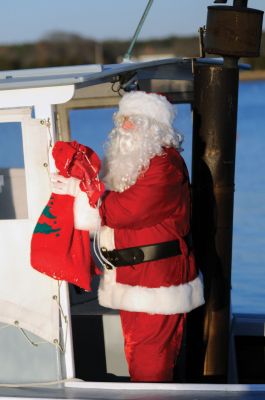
[51,91,204,382]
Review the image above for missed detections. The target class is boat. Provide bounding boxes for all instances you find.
[0,1,264,399]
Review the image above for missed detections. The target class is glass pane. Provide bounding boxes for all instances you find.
[0,122,28,219]
[69,107,117,158]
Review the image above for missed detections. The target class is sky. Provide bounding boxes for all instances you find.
[0,0,264,45]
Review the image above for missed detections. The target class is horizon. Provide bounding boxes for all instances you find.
[0,0,264,46]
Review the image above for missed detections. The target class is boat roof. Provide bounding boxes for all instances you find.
[0,58,193,91]
[0,57,249,93]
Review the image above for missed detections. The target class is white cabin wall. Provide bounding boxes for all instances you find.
[0,105,73,384]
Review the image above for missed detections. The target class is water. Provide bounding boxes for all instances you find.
[232,81,265,314]
[0,81,264,314]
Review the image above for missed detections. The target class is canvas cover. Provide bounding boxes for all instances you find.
[0,110,60,344]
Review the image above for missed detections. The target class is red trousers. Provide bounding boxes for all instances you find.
[120,310,186,382]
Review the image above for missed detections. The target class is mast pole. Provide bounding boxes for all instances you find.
[123,0,154,62]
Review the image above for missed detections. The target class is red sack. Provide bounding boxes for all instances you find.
[30,141,103,290]
[30,194,97,290]
[52,141,105,207]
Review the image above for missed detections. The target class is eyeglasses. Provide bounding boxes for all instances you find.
[113,113,145,129]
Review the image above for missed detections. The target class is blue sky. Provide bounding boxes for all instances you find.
[0,0,264,44]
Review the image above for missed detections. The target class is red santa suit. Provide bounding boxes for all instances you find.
[97,147,204,381]
[98,147,203,313]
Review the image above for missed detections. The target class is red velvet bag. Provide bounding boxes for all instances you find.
[30,194,96,290]
[30,141,104,290]
[52,140,105,207]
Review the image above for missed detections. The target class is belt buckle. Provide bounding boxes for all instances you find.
[101,247,115,270]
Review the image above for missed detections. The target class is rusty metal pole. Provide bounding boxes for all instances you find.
[191,63,239,381]
[187,3,263,382]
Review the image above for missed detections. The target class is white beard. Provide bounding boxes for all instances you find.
[101,119,182,192]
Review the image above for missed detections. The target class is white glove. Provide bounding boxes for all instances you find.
[50,174,81,197]
[74,191,100,234]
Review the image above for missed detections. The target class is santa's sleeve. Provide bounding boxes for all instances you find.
[73,191,100,235]
[100,153,186,229]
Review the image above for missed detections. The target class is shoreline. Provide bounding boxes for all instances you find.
[239,69,265,81]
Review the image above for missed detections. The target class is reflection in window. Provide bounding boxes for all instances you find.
[0,123,28,219]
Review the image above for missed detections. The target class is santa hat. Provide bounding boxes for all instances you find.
[117,91,176,128]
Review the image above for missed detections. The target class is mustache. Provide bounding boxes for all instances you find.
[104,127,143,154]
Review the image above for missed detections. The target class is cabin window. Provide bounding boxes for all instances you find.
[69,107,118,158]
[0,122,28,219]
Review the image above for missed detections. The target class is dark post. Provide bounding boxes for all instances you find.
[188,3,263,382]
[191,63,238,381]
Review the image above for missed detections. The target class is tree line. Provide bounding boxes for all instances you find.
[0,31,264,70]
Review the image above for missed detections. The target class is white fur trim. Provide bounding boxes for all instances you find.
[118,91,176,128]
[99,226,115,250]
[73,191,100,234]
[98,272,205,315]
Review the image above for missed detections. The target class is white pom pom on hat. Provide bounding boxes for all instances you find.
[117,91,176,128]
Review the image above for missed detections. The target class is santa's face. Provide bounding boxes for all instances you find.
[101,114,158,192]
[101,113,182,192]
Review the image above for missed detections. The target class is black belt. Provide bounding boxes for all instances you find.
[101,235,192,269]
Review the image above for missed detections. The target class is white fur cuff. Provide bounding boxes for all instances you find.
[73,191,100,233]
[98,272,205,315]
[99,226,115,250]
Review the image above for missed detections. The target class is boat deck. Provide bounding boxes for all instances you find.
[1,383,265,400]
